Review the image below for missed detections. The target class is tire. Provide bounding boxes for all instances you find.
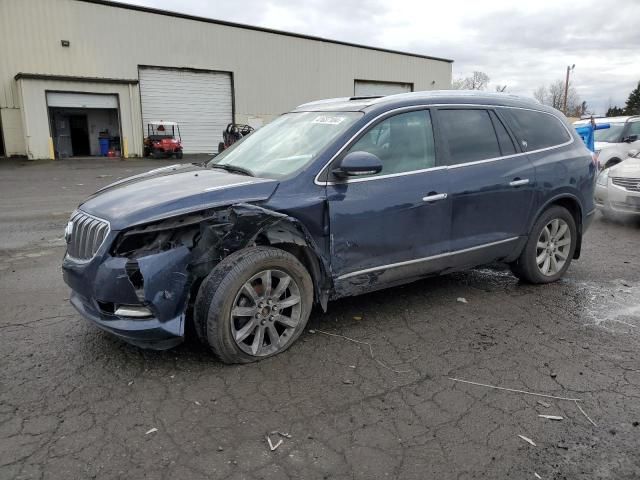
[194,246,313,364]
[218,142,225,154]
[151,149,163,159]
[143,147,151,157]
[510,206,577,284]
[175,150,183,159]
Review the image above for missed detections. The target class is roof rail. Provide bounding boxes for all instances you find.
[348,95,384,101]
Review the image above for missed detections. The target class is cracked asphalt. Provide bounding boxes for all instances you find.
[1,158,640,480]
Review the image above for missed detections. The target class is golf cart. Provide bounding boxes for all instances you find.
[143,121,183,159]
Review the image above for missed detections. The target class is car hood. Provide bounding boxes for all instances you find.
[79,163,279,230]
[609,158,640,178]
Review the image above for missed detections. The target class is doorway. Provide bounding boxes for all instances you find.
[48,107,121,158]
[46,92,121,158]
[69,115,90,156]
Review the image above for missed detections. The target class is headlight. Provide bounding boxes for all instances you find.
[596,169,608,186]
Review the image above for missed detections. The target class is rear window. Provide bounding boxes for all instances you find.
[438,109,501,165]
[505,109,571,151]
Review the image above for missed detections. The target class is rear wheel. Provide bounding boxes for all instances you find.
[218,142,225,154]
[510,206,577,284]
[194,247,313,364]
[175,150,183,159]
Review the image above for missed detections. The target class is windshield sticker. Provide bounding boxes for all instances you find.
[312,115,347,125]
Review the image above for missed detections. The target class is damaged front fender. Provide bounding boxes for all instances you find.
[75,202,331,347]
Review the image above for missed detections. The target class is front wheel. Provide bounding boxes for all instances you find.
[510,206,577,284]
[194,247,313,364]
[175,150,183,159]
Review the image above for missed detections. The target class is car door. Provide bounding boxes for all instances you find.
[324,109,451,295]
[434,107,535,267]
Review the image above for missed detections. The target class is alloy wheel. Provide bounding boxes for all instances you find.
[535,218,571,276]
[230,269,302,356]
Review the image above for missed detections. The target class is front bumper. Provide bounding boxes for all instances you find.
[595,182,640,215]
[62,233,192,350]
[68,291,184,349]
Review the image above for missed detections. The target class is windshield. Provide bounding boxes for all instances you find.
[594,123,626,143]
[207,111,362,178]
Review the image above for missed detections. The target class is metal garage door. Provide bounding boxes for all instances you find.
[46,92,118,109]
[354,80,413,97]
[139,68,232,154]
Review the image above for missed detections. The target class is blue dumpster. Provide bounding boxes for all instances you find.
[99,138,110,156]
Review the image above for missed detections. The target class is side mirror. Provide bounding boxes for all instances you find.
[332,151,383,178]
[623,134,638,143]
[628,149,639,158]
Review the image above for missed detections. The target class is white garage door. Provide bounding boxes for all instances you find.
[139,68,233,154]
[47,92,118,109]
[354,80,412,97]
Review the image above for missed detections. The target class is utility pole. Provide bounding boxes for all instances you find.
[563,64,575,115]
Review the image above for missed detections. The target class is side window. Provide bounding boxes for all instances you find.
[490,111,516,155]
[345,110,436,176]
[628,121,640,137]
[438,109,501,165]
[506,109,571,151]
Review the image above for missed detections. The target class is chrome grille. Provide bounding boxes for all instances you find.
[611,177,640,192]
[66,211,110,261]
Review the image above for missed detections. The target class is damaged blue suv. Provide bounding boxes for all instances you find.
[62,91,596,363]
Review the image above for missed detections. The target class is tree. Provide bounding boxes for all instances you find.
[606,106,625,117]
[624,81,640,115]
[570,101,588,118]
[533,86,547,104]
[452,71,490,90]
[495,85,507,92]
[532,80,580,113]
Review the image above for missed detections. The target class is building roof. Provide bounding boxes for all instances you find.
[77,0,453,64]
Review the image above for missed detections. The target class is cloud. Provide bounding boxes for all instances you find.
[122,0,640,114]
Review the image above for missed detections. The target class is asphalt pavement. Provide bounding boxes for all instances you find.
[1,157,639,479]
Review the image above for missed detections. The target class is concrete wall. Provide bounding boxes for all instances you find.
[0,108,25,156]
[0,0,453,158]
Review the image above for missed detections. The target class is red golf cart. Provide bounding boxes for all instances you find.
[143,121,183,159]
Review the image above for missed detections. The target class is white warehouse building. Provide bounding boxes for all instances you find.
[0,0,453,159]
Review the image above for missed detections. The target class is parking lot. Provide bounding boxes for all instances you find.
[1,158,639,479]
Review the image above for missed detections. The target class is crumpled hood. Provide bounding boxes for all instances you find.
[79,164,279,230]
[609,158,640,177]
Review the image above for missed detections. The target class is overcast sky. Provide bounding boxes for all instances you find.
[124,0,640,114]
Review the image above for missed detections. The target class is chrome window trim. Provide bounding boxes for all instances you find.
[336,236,519,280]
[65,210,111,264]
[314,103,574,186]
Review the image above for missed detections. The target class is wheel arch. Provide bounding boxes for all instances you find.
[253,223,330,311]
[604,157,622,169]
[205,203,331,311]
[530,194,584,259]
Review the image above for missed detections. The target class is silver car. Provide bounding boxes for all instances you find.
[595,150,640,217]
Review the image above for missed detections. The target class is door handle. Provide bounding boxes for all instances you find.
[422,193,448,202]
[509,178,530,187]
